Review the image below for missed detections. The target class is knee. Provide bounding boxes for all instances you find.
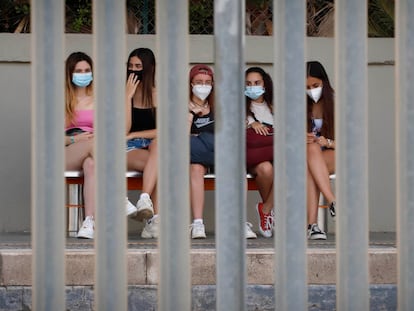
[82,157,95,175]
[255,161,273,178]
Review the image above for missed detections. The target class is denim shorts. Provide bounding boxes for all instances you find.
[190,131,214,167]
[126,138,152,152]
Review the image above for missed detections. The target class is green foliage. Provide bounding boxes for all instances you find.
[66,0,92,33]
[0,0,396,37]
[189,0,213,34]
[0,0,30,33]
[368,0,394,37]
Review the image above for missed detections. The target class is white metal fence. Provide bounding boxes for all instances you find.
[30,0,413,310]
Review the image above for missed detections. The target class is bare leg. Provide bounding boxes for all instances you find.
[190,164,207,220]
[307,166,320,224]
[65,140,95,218]
[65,140,94,170]
[307,143,335,203]
[127,140,158,213]
[142,139,158,211]
[127,149,149,171]
[82,157,95,217]
[250,161,274,214]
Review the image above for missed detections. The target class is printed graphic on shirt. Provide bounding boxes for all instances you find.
[194,117,214,128]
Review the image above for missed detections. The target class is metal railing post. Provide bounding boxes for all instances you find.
[31,0,65,310]
[214,1,246,310]
[335,1,369,310]
[396,0,414,309]
[93,1,127,310]
[156,0,191,310]
[273,1,308,310]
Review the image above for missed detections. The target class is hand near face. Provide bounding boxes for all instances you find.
[126,73,140,100]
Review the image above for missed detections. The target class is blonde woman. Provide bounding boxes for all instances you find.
[65,52,95,239]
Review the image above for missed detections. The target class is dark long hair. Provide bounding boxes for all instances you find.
[306,61,335,139]
[65,51,93,125]
[127,48,156,108]
[245,67,273,120]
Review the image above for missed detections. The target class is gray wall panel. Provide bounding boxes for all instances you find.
[0,63,31,232]
[0,35,397,233]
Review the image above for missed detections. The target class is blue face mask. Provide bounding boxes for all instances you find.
[72,72,93,87]
[244,86,265,100]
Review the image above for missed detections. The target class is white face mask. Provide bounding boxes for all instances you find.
[192,84,212,101]
[306,86,322,103]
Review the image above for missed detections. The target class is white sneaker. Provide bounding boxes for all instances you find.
[245,222,257,239]
[190,222,206,239]
[141,216,159,239]
[126,198,138,216]
[307,223,327,240]
[134,193,154,221]
[77,216,94,239]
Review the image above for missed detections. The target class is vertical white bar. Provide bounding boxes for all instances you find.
[93,1,127,310]
[396,0,414,309]
[215,1,246,311]
[335,1,369,310]
[273,0,307,310]
[156,0,191,310]
[31,0,65,310]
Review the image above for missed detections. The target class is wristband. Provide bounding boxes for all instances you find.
[70,136,75,144]
[327,138,332,148]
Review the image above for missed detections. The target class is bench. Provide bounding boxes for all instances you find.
[65,171,335,236]
[65,170,258,237]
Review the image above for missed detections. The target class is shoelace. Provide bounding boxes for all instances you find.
[262,213,274,231]
[311,224,322,234]
[82,217,94,228]
[329,202,336,217]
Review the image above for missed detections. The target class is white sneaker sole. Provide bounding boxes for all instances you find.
[192,233,206,239]
[308,233,327,240]
[132,207,154,222]
[246,232,257,239]
[77,231,93,239]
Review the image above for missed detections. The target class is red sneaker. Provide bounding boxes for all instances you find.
[255,203,273,238]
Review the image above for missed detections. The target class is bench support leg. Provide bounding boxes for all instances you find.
[66,184,84,237]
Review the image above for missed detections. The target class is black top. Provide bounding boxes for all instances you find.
[191,111,214,134]
[130,107,156,132]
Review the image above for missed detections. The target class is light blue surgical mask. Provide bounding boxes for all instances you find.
[72,72,93,87]
[244,86,265,100]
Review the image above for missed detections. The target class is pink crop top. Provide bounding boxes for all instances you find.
[66,109,94,133]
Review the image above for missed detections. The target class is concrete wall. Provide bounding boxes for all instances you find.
[0,34,395,232]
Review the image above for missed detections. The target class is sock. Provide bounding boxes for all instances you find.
[193,218,203,225]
